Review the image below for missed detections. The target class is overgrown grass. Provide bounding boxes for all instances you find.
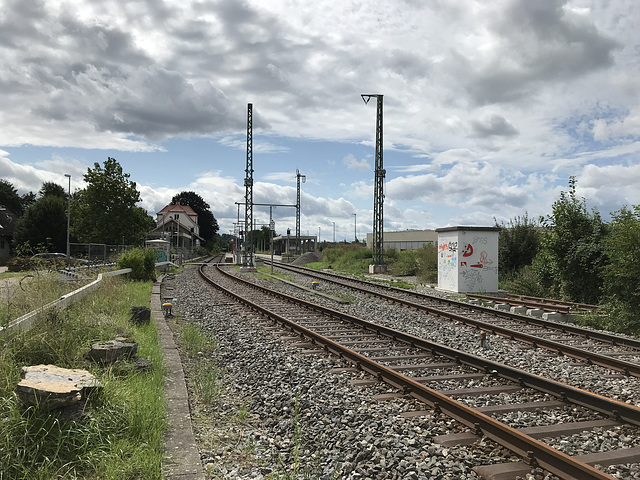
[0,276,166,479]
[173,318,222,406]
[254,266,295,283]
[267,392,320,480]
[307,244,372,275]
[0,272,92,328]
[498,264,551,297]
[307,244,438,283]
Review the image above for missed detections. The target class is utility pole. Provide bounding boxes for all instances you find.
[353,213,357,242]
[296,169,306,255]
[64,174,71,258]
[362,94,387,273]
[241,103,255,271]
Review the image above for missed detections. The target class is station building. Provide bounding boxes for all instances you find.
[146,203,204,250]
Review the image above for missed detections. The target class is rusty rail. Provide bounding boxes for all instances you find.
[198,263,640,480]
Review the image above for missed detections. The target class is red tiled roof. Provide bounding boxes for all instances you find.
[157,203,197,216]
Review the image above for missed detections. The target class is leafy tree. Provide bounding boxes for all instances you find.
[600,205,640,333]
[73,157,155,245]
[13,196,67,252]
[495,213,540,277]
[538,177,607,304]
[21,191,36,211]
[0,179,24,215]
[39,181,66,199]
[170,191,219,246]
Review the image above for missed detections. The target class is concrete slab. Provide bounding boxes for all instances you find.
[152,278,205,480]
[542,311,575,323]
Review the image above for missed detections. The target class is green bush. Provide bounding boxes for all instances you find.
[599,205,640,333]
[118,248,157,281]
[386,245,437,282]
[499,265,549,298]
[387,250,417,276]
[6,257,31,272]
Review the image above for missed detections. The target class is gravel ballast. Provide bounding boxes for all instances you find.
[169,266,640,479]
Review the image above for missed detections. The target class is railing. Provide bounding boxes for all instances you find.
[0,268,132,337]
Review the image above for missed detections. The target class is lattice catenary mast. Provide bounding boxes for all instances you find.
[241,103,255,270]
[361,94,386,273]
[296,169,305,255]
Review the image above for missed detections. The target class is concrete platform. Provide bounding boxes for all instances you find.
[151,277,205,480]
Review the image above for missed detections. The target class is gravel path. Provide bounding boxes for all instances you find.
[172,266,640,479]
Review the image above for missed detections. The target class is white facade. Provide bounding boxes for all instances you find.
[156,211,199,237]
[436,226,499,293]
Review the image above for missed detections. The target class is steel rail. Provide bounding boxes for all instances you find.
[467,292,572,313]
[198,264,640,480]
[267,261,640,375]
[505,293,599,312]
[272,261,640,348]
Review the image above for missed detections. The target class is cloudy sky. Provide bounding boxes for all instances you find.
[1,0,639,241]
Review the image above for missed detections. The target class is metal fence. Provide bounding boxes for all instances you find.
[69,243,135,263]
[69,243,198,264]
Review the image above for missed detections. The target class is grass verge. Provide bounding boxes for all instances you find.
[0,275,166,480]
[0,271,93,328]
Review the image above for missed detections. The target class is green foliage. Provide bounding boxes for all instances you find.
[499,265,549,297]
[73,157,155,245]
[6,256,32,272]
[250,225,273,252]
[495,213,540,277]
[0,179,25,216]
[12,196,67,252]
[319,244,372,274]
[118,247,157,281]
[599,205,640,333]
[38,181,66,199]
[538,177,607,304]
[386,244,438,283]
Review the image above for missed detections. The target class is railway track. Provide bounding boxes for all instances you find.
[465,293,599,314]
[197,262,640,480]
[264,261,640,378]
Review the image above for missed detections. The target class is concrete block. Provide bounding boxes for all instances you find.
[526,308,544,318]
[369,264,388,274]
[495,303,511,311]
[542,312,575,323]
[510,306,528,315]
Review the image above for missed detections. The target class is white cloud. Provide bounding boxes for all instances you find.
[343,154,370,171]
[1,0,639,235]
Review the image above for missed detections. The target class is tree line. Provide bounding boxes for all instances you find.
[497,177,640,333]
[1,157,221,256]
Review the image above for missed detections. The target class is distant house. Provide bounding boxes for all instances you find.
[147,203,204,249]
[0,205,18,265]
